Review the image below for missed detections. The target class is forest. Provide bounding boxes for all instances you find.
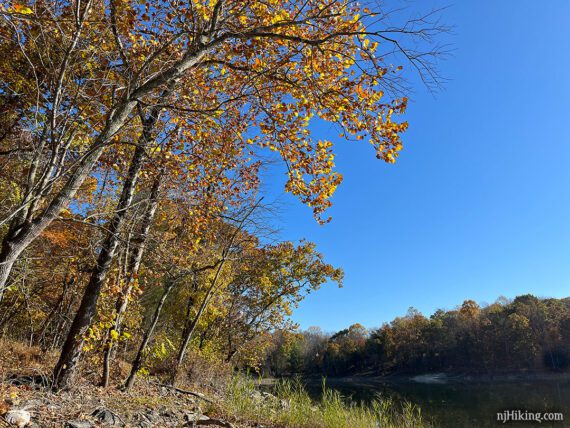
[0,0,448,426]
[266,295,570,377]
[0,0,425,387]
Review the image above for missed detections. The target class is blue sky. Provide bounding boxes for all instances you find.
[262,0,570,332]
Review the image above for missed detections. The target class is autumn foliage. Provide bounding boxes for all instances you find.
[0,0,442,390]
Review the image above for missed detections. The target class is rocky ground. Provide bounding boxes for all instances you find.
[0,374,247,427]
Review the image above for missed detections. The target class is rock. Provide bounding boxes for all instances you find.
[4,409,31,427]
[133,410,159,428]
[65,421,94,428]
[134,415,153,428]
[91,407,122,426]
[252,391,280,404]
[249,390,263,401]
[160,407,176,418]
[22,399,44,409]
[260,392,276,400]
[184,411,211,422]
[183,412,236,427]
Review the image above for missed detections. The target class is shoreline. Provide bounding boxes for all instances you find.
[263,370,570,386]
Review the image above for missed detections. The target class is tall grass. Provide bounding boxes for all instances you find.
[222,376,431,428]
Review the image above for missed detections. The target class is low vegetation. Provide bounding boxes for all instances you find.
[224,377,429,428]
[0,340,428,427]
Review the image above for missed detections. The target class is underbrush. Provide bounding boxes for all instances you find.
[223,377,430,428]
[0,340,430,427]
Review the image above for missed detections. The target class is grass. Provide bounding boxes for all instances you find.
[222,376,431,428]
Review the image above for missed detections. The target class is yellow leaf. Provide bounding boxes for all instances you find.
[13,4,33,14]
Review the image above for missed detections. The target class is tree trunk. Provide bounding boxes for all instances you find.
[124,278,176,390]
[53,108,163,389]
[0,122,127,299]
[0,40,214,302]
[0,248,18,303]
[101,174,162,387]
[0,97,133,301]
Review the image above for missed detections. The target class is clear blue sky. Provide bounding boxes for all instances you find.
[263,0,570,332]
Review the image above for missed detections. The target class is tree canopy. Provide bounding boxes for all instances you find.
[0,0,443,389]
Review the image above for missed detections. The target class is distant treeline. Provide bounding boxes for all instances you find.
[265,295,570,376]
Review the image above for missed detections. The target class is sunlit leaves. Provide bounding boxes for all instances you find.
[11,4,33,14]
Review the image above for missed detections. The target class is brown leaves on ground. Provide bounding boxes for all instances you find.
[0,341,251,427]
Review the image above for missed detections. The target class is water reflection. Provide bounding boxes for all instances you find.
[302,377,569,427]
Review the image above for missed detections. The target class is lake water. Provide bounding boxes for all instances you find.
[301,376,570,427]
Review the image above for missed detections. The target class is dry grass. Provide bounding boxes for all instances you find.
[0,340,56,375]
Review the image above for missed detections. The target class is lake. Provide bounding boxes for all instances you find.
[301,376,570,427]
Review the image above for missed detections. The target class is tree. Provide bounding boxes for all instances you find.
[216,242,342,367]
[124,199,261,389]
[268,295,570,377]
[0,0,443,302]
[0,0,447,392]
